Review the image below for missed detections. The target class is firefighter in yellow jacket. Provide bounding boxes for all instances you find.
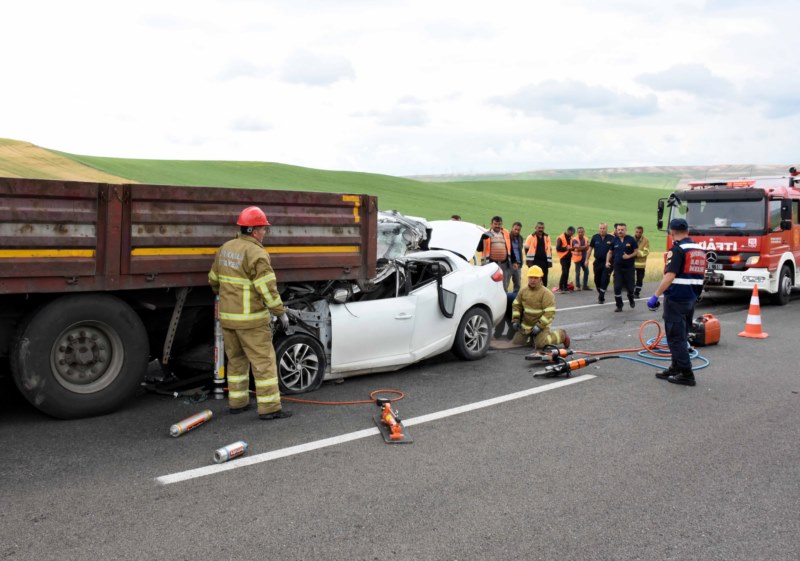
[208,206,292,420]
[510,265,570,349]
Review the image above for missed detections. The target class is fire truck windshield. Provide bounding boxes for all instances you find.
[670,199,766,234]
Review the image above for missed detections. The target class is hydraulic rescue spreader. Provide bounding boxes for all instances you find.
[373,397,412,444]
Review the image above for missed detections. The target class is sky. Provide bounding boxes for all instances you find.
[2,0,799,176]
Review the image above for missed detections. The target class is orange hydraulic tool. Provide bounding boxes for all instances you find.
[525,347,574,362]
[373,398,413,444]
[532,355,612,378]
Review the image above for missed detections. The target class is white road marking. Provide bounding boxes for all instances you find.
[156,374,595,485]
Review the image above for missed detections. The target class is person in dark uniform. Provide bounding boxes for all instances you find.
[606,223,639,312]
[648,219,706,386]
[524,222,553,287]
[587,222,614,304]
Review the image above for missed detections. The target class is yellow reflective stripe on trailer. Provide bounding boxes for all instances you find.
[131,246,360,256]
[0,249,96,258]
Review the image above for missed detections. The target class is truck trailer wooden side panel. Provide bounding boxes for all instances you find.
[0,177,377,294]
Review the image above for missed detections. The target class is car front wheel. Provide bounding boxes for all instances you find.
[274,334,327,394]
[452,307,491,360]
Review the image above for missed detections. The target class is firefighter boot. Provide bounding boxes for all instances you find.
[259,410,293,421]
[668,369,696,387]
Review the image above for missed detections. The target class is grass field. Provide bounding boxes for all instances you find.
[1,138,672,250]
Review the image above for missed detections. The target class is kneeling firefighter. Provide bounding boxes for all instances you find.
[511,266,570,349]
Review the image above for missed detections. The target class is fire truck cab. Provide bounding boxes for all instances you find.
[657,176,800,305]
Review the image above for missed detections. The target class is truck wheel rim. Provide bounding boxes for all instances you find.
[464,314,489,352]
[279,343,320,391]
[50,321,124,394]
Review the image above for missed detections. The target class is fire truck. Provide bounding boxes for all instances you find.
[657,175,800,305]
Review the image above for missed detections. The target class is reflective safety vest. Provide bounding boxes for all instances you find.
[664,238,706,301]
[556,233,572,260]
[511,283,557,335]
[635,235,650,268]
[571,235,588,263]
[208,234,285,329]
[483,229,511,262]
[524,233,552,265]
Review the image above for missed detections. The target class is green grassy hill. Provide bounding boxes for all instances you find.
[1,139,671,248]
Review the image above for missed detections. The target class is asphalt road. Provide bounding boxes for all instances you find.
[1,283,799,561]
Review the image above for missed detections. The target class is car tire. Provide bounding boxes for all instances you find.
[10,294,149,419]
[770,264,793,306]
[275,334,326,394]
[452,307,492,361]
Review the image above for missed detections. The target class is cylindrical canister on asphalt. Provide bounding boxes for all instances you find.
[213,441,248,464]
[169,410,213,437]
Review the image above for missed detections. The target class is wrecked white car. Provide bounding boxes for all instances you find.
[273,213,507,393]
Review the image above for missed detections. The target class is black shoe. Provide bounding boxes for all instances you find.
[629,295,636,308]
[614,307,623,312]
[598,297,605,304]
[634,289,641,298]
[656,367,676,380]
[229,403,251,415]
[668,370,696,386]
[259,410,293,420]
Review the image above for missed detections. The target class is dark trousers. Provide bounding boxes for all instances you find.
[663,297,695,371]
[574,259,589,288]
[529,259,550,286]
[635,267,645,296]
[593,259,610,298]
[613,265,635,309]
[559,255,572,291]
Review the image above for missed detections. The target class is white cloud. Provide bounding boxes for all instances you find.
[0,0,799,175]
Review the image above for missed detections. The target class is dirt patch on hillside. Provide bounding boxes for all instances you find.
[0,139,131,183]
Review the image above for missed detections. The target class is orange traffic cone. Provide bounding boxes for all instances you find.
[738,285,768,339]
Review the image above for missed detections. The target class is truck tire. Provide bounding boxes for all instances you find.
[10,294,149,419]
[275,334,326,394]
[770,264,793,306]
[452,307,491,360]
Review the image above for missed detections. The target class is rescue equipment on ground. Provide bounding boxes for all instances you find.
[528,320,713,376]
[373,398,412,444]
[213,441,248,463]
[170,409,213,437]
[212,295,226,400]
[738,285,768,339]
[689,314,720,346]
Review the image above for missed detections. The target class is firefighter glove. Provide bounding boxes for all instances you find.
[531,325,542,336]
[278,313,290,330]
[647,295,660,311]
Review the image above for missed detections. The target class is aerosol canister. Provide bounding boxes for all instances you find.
[213,441,248,464]
[169,410,213,437]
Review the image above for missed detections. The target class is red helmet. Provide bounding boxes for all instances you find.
[236,206,270,227]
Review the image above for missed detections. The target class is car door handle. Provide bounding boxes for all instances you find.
[395,313,414,320]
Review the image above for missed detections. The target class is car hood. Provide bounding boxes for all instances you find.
[427,220,488,261]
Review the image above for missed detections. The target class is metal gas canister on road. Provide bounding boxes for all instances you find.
[689,314,720,347]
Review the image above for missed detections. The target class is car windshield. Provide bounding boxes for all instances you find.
[671,199,766,234]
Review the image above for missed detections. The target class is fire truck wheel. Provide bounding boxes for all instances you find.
[275,334,326,394]
[771,265,793,306]
[452,306,492,360]
[10,294,149,419]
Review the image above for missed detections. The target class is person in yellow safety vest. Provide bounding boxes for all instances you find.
[633,225,650,298]
[208,206,292,421]
[482,215,513,291]
[571,226,590,291]
[510,265,570,349]
[524,221,553,287]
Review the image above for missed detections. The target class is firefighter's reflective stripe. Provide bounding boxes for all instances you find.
[208,270,218,282]
[228,390,250,399]
[254,273,282,307]
[255,378,278,389]
[672,278,704,285]
[219,309,270,321]
[257,394,280,404]
[227,374,249,384]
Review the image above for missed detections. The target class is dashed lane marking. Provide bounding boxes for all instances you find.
[156,374,596,485]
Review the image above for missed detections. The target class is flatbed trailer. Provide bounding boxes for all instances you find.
[0,177,377,418]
